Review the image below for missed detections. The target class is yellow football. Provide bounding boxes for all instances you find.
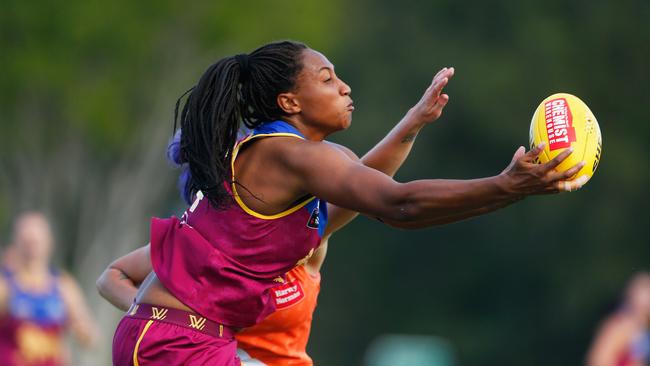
[529,93,602,186]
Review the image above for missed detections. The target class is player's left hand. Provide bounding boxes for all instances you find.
[412,67,455,124]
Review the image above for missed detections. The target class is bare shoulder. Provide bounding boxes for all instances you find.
[258,136,354,157]
[271,138,356,168]
[598,313,636,338]
[324,141,359,161]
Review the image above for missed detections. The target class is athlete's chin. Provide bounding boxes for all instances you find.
[339,114,352,130]
[322,115,352,135]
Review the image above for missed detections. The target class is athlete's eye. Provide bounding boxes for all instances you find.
[320,69,333,83]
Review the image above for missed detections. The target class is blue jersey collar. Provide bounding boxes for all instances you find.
[252,120,305,139]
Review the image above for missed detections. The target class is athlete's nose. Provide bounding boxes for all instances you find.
[340,80,351,96]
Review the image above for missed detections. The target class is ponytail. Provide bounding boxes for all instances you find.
[171,40,307,208]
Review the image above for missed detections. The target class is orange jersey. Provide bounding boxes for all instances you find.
[236,265,320,366]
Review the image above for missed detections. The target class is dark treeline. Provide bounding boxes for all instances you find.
[1,1,648,365]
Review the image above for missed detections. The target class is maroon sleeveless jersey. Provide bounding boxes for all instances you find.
[150,121,328,328]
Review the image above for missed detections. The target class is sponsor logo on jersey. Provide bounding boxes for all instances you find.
[307,205,319,229]
[272,280,305,309]
[545,98,576,151]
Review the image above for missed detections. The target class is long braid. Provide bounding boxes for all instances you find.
[169,41,307,207]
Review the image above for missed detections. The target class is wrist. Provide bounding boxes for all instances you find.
[403,107,428,129]
[494,173,517,197]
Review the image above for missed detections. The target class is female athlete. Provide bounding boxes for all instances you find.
[0,212,98,365]
[99,82,448,364]
[587,272,650,366]
[107,40,584,365]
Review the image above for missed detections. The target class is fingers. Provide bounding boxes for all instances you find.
[432,67,454,83]
[433,67,448,81]
[427,94,450,120]
[545,160,586,192]
[421,67,455,112]
[542,147,574,172]
[436,93,449,108]
[501,146,526,174]
[556,161,585,180]
[446,67,455,79]
[416,67,455,122]
[512,146,526,161]
[547,161,585,182]
[430,76,449,98]
[555,175,589,192]
[428,67,455,95]
[522,142,545,162]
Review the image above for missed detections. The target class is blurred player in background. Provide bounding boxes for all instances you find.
[587,272,650,366]
[98,88,444,364]
[0,212,98,366]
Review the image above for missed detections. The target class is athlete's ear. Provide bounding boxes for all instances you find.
[277,92,301,115]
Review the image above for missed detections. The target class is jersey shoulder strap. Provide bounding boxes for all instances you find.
[230,120,315,220]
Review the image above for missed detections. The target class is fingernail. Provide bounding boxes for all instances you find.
[568,147,574,152]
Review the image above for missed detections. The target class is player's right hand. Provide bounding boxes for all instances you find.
[499,143,587,195]
[411,67,455,125]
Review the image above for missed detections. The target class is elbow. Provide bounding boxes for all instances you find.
[394,205,421,223]
[370,183,444,226]
[95,270,109,298]
[376,201,427,229]
[375,209,418,227]
[382,190,424,224]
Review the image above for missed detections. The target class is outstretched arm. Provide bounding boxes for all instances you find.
[379,195,524,229]
[325,67,454,236]
[274,67,584,229]
[313,112,437,273]
[96,244,151,311]
[277,129,582,228]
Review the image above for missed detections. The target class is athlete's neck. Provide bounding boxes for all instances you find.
[16,258,50,280]
[281,117,332,141]
[623,306,650,326]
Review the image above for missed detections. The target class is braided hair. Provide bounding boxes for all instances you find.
[169,40,308,207]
